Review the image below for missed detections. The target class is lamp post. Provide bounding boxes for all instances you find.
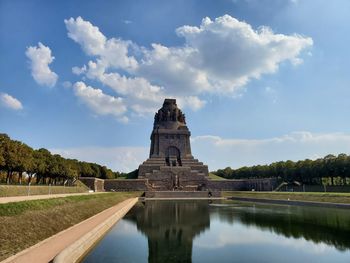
[27,182,31,196]
[64,180,68,193]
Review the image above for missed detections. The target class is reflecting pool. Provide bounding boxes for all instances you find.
[82,200,350,263]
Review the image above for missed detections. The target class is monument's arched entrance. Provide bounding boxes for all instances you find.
[166,146,182,167]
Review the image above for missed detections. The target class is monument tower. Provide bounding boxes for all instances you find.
[138,99,209,191]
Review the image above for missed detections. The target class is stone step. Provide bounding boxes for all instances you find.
[141,163,162,166]
[142,161,166,165]
[181,158,199,162]
[181,162,202,165]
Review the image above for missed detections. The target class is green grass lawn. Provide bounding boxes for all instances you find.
[208,173,226,180]
[0,192,140,261]
[0,181,89,197]
[222,191,350,204]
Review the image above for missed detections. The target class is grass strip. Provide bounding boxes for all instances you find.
[208,173,226,180]
[0,192,140,261]
[222,191,350,204]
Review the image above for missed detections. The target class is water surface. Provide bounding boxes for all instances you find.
[83,200,350,263]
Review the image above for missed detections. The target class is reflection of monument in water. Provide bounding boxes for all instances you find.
[138,99,209,191]
[125,201,210,263]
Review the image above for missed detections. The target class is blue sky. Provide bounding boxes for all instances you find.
[1,0,350,172]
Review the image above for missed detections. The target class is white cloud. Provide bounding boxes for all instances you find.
[62,81,72,88]
[0,93,23,110]
[84,60,164,115]
[177,96,207,111]
[191,131,350,170]
[171,15,312,93]
[137,43,212,95]
[72,81,128,123]
[72,65,86,75]
[51,146,148,172]
[65,15,312,120]
[64,17,138,70]
[64,17,106,56]
[25,42,58,87]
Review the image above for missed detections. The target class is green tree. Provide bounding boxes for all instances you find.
[79,162,94,177]
[335,153,348,185]
[0,134,9,169]
[3,139,21,184]
[33,148,52,184]
[324,154,336,185]
[17,143,34,184]
[100,166,114,179]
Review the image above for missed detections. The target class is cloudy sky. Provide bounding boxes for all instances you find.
[1,0,350,172]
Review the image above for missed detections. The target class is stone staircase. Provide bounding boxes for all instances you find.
[139,157,208,176]
[138,157,209,191]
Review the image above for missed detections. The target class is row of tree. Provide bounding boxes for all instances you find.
[0,133,120,185]
[213,154,350,185]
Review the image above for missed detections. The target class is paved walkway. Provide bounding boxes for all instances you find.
[0,192,99,204]
[1,198,138,263]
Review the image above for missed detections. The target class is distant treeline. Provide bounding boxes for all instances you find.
[0,133,122,185]
[213,154,350,186]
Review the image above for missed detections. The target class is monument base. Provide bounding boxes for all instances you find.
[139,157,209,191]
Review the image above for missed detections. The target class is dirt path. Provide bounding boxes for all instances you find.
[1,197,138,263]
[0,192,102,204]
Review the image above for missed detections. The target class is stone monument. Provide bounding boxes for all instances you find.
[138,99,209,191]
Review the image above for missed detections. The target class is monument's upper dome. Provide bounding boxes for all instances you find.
[153,99,187,130]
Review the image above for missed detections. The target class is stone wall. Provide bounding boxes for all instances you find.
[207,178,278,191]
[207,180,245,191]
[79,177,105,192]
[80,177,278,192]
[145,191,221,198]
[94,178,105,192]
[104,179,148,192]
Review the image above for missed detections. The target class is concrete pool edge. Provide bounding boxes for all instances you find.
[228,196,350,209]
[52,197,138,263]
[141,197,225,200]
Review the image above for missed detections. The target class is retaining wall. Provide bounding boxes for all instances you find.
[145,191,221,198]
[207,178,278,191]
[104,179,148,191]
[79,178,105,192]
[80,177,278,192]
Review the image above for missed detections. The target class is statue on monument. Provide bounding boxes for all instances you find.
[178,111,186,124]
[153,102,186,124]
